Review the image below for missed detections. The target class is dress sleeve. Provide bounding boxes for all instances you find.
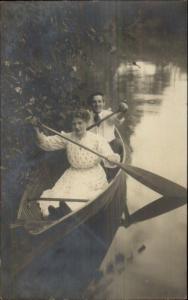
[36,129,68,151]
[97,135,120,168]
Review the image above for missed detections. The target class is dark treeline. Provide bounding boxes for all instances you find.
[1,1,187,219]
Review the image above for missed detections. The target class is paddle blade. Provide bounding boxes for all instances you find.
[129,195,187,224]
[121,164,187,197]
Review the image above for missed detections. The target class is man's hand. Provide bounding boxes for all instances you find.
[119,101,128,113]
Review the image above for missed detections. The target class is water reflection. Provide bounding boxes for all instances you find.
[86,61,187,299]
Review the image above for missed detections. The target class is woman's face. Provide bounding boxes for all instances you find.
[72,117,88,138]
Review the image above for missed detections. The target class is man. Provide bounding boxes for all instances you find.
[87,92,128,154]
[88,92,130,221]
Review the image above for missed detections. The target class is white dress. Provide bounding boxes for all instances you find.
[36,130,120,215]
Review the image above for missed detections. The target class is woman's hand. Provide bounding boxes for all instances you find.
[27,116,44,133]
[106,154,120,165]
[28,116,41,128]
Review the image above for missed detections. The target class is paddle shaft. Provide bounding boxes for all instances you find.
[38,198,88,202]
[41,123,120,165]
[87,109,120,130]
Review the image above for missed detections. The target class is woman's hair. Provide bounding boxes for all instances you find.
[71,109,91,122]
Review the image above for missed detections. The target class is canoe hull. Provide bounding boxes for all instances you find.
[12,170,126,299]
[2,128,127,299]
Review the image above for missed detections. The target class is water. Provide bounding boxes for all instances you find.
[86,61,187,299]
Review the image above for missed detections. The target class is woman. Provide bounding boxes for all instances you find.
[33,109,120,215]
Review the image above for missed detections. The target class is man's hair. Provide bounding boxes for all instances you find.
[71,109,91,123]
[87,92,104,106]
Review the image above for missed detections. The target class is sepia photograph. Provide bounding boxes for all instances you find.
[1,1,187,299]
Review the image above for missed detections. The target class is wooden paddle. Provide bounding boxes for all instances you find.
[40,123,187,200]
[127,195,187,225]
[87,109,120,130]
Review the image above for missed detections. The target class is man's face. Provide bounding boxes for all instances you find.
[91,95,105,113]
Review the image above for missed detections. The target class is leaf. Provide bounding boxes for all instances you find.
[25,116,33,121]
[15,87,22,94]
[26,108,33,114]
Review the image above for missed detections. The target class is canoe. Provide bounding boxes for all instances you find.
[3,129,127,299]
